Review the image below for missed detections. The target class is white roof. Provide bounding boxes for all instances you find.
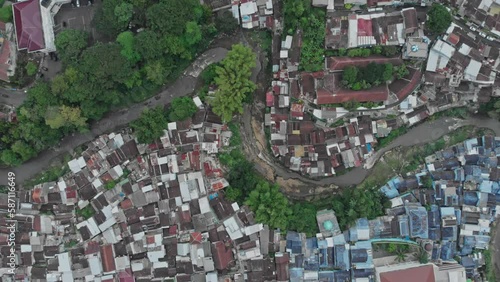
[426,40,454,72]
[193,96,203,108]
[458,44,471,55]
[89,256,102,275]
[58,252,72,272]
[283,35,293,49]
[280,50,288,58]
[464,60,481,81]
[348,18,358,48]
[167,122,177,131]
[240,2,258,16]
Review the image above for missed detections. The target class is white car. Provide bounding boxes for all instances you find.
[479,32,487,38]
[470,26,477,32]
[487,35,495,41]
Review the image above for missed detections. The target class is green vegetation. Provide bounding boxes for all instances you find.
[76,205,95,220]
[228,122,242,147]
[220,148,389,233]
[325,46,400,57]
[344,4,353,9]
[377,127,409,148]
[65,240,78,249]
[25,61,38,76]
[0,5,12,23]
[215,10,239,35]
[0,185,8,193]
[24,159,71,188]
[131,106,169,144]
[484,249,496,282]
[210,44,256,122]
[245,182,292,230]
[429,107,468,120]
[105,180,117,190]
[283,1,325,71]
[167,97,197,121]
[342,63,396,90]
[331,186,389,230]
[427,3,452,34]
[55,29,89,65]
[414,247,429,264]
[0,0,218,166]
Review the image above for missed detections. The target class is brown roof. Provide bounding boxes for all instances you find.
[100,244,116,273]
[380,265,435,282]
[316,86,389,104]
[212,241,234,270]
[326,56,402,71]
[389,68,422,100]
[402,8,418,34]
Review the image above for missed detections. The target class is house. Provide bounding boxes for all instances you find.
[316,209,341,237]
[12,0,71,53]
[375,263,436,282]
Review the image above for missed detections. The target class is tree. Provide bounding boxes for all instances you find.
[131,106,169,144]
[45,105,88,130]
[395,64,409,79]
[245,182,292,230]
[114,2,134,26]
[93,0,130,37]
[288,203,319,236]
[168,97,197,121]
[201,63,218,85]
[381,46,399,57]
[394,246,408,262]
[55,29,89,64]
[427,3,452,34]
[79,43,135,90]
[382,63,393,82]
[144,61,170,85]
[414,248,429,264]
[215,10,239,34]
[342,66,358,85]
[146,0,199,36]
[11,140,36,161]
[210,44,256,122]
[117,31,141,64]
[0,6,12,23]
[25,61,37,76]
[1,150,21,166]
[184,21,202,46]
[134,30,165,61]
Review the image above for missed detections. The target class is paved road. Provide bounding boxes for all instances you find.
[0,47,229,185]
[0,89,27,107]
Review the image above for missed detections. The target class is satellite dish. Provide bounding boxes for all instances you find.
[411,45,419,52]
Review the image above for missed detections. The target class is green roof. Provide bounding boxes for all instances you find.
[323,220,334,230]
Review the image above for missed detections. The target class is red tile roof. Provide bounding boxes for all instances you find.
[391,68,422,101]
[380,265,435,282]
[266,91,274,107]
[118,269,134,282]
[13,0,45,52]
[326,56,403,72]
[100,244,116,273]
[316,86,389,105]
[85,241,100,255]
[448,33,460,45]
[212,241,234,270]
[190,232,202,244]
[32,188,42,203]
[357,19,373,36]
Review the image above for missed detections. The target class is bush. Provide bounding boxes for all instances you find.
[25,61,38,76]
[0,6,12,23]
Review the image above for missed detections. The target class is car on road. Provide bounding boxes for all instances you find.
[487,35,495,41]
[41,67,48,71]
[479,31,487,38]
[470,25,477,32]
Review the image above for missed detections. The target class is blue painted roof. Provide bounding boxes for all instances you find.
[334,244,350,271]
[318,271,335,282]
[380,184,399,199]
[463,192,479,206]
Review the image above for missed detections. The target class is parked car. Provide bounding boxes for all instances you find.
[479,31,487,38]
[487,35,495,41]
[470,26,477,32]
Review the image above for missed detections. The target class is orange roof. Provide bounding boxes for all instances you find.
[380,265,435,282]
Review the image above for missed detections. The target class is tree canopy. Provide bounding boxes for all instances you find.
[168,97,197,121]
[131,106,169,144]
[342,63,395,90]
[245,182,293,230]
[210,44,256,122]
[55,29,89,64]
[427,4,452,34]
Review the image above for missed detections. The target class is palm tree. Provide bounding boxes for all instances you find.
[414,248,429,264]
[394,246,407,263]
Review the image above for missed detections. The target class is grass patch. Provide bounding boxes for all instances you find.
[377,127,409,148]
[24,155,71,188]
[76,205,95,220]
[228,122,242,147]
[484,249,496,282]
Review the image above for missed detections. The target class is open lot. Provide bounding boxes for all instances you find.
[53,1,101,42]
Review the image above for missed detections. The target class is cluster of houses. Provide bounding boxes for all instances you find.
[2,98,495,282]
[0,101,290,281]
